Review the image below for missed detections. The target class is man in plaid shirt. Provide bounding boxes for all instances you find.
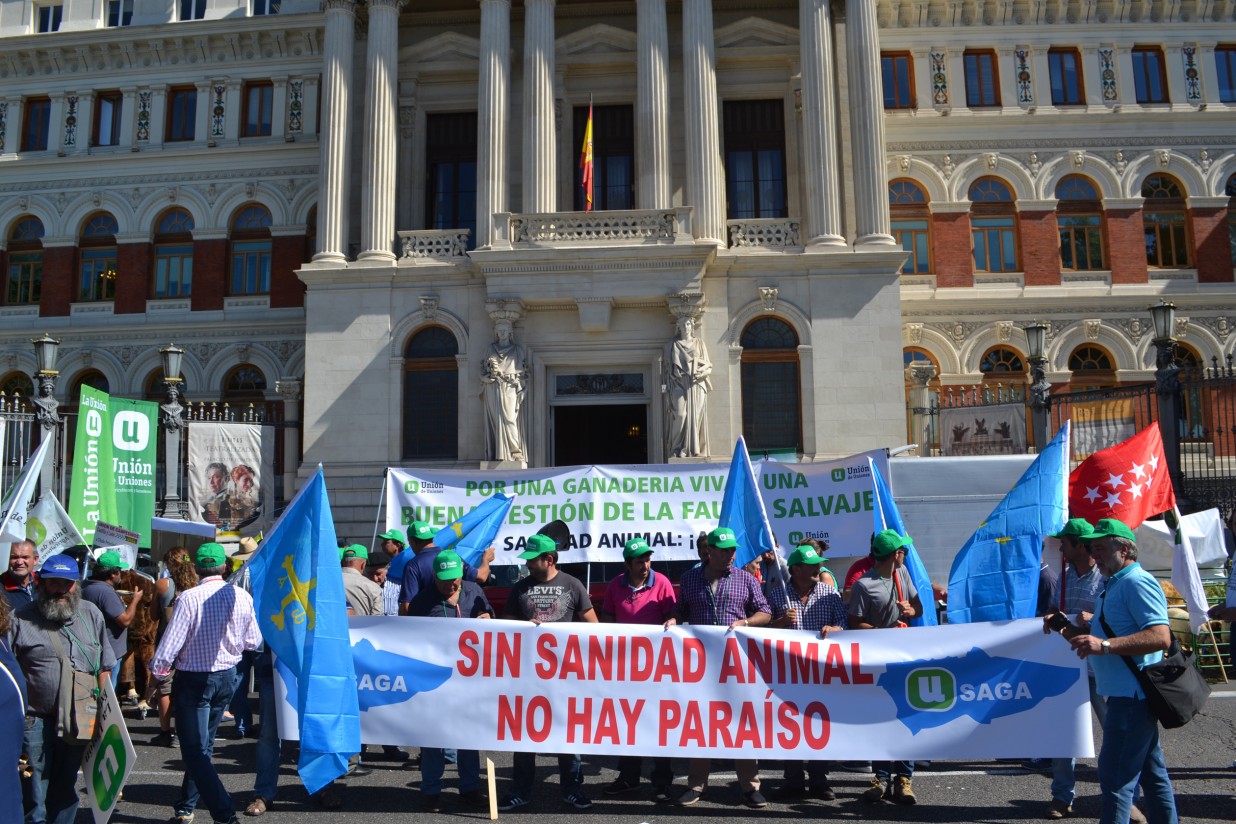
[151,543,262,824]
[665,527,771,809]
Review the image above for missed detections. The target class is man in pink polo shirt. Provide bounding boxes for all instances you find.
[599,537,677,802]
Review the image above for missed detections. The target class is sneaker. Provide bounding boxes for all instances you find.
[420,794,441,813]
[862,777,887,803]
[810,781,836,801]
[383,745,411,763]
[892,776,917,806]
[653,785,673,803]
[460,789,487,807]
[169,815,194,824]
[563,791,593,810]
[603,778,639,796]
[1047,799,1072,820]
[153,731,177,748]
[742,790,768,809]
[675,789,702,807]
[497,795,529,812]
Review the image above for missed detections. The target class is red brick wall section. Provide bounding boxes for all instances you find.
[1019,210,1061,286]
[191,238,227,312]
[931,211,975,288]
[1191,207,1234,284]
[40,247,75,317]
[114,242,150,315]
[1104,209,1149,285]
[270,234,306,309]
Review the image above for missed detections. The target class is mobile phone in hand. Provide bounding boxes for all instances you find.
[1047,612,1071,632]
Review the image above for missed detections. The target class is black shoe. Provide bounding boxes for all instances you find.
[153,731,177,748]
[346,764,373,778]
[676,789,702,807]
[420,794,441,812]
[770,785,808,801]
[653,785,673,803]
[460,789,487,807]
[603,778,639,796]
[382,745,411,763]
[742,790,768,809]
[810,781,836,801]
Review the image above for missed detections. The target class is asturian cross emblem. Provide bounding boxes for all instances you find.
[271,555,317,631]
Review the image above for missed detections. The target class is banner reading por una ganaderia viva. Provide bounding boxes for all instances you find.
[67,386,158,547]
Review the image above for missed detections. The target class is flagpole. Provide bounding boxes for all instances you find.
[1173,504,1229,683]
[371,468,389,553]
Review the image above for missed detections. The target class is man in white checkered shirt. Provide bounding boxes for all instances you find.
[151,542,262,824]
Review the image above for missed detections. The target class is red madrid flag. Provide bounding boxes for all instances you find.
[1067,424,1176,529]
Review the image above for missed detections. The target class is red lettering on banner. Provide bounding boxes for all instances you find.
[497,695,522,741]
[653,638,679,681]
[497,693,553,743]
[734,702,761,748]
[631,637,653,680]
[587,635,617,680]
[658,700,680,746]
[787,641,819,683]
[619,699,644,745]
[708,701,735,748]
[682,638,705,682]
[681,702,706,746]
[559,635,586,679]
[718,638,746,683]
[802,701,830,748]
[527,696,552,742]
[459,630,522,678]
[850,643,874,684]
[567,697,591,743]
[458,631,480,676]
[823,644,849,683]
[535,635,557,679]
[776,702,801,748]
[595,698,620,745]
[763,699,774,748]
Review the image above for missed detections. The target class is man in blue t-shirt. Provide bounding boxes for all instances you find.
[398,523,493,613]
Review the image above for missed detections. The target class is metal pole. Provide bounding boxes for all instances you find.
[1154,338,1185,503]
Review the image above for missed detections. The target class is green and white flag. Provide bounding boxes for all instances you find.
[27,492,86,569]
[0,437,51,545]
[68,386,158,547]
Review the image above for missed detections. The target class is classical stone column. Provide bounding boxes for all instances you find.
[845,0,895,246]
[359,0,404,262]
[636,0,670,209]
[798,0,844,247]
[476,0,511,248]
[681,0,725,244]
[313,0,356,264]
[275,378,303,501]
[522,0,556,213]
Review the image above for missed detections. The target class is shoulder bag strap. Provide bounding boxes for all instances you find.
[45,630,75,735]
[61,611,102,677]
[1097,590,1155,691]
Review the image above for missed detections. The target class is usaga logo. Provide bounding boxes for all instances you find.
[878,648,1079,734]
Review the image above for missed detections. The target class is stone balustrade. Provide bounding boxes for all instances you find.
[492,207,694,247]
[726,218,802,250]
[398,229,471,261]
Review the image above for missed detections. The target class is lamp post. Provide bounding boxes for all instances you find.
[30,334,61,494]
[1025,322,1051,451]
[157,343,187,519]
[1148,300,1184,498]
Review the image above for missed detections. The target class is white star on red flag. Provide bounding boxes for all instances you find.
[1083,486,1101,503]
[1129,461,1146,481]
[1067,425,1176,528]
[1104,472,1124,489]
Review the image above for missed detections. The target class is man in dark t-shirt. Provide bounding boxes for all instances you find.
[498,534,597,812]
[81,550,144,691]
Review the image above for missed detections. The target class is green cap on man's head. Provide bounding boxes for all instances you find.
[707,527,738,550]
[518,533,558,560]
[1051,518,1094,540]
[96,550,129,570]
[408,521,434,542]
[196,542,227,566]
[871,529,911,558]
[433,549,465,580]
[378,529,404,543]
[1086,518,1137,543]
[787,545,825,566]
[340,544,369,561]
[623,538,653,560]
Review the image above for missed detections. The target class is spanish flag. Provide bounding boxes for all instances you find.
[580,101,594,212]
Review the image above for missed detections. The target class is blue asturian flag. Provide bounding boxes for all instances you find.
[433,492,514,566]
[720,436,776,569]
[868,458,937,626]
[946,422,1071,624]
[245,468,359,794]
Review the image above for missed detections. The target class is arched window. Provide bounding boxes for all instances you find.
[152,208,194,298]
[0,372,34,398]
[78,212,118,302]
[1141,174,1190,268]
[1056,175,1105,271]
[978,345,1026,383]
[889,180,931,274]
[969,178,1019,273]
[229,204,272,295]
[903,348,940,451]
[1226,174,1235,268]
[1172,343,1206,440]
[6,216,43,306]
[70,369,110,399]
[222,364,267,402]
[403,327,459,460]
[1067,344,1116,390]
[740,318,802,453]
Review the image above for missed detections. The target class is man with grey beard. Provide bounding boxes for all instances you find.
[9,554,115,824]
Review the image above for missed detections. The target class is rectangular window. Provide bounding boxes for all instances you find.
[1058,215,1104,270]
[1144,212,1191,268]
[153,244,193,297]
[972,216,1019,272]
[881,52,915,109]
[106,0,132,26]
[94,92,123,147]
[573,105,634,211]
[166,87,197,141]
[1132,47,1169,104]
[7,254,42,305]
[425,112,478,248]
[892,219,931,273]
[252,0,280,14]
[22,98,52,151]
[36,4,63,32]
[964,50,1001,107]
[79,249,118,301]
[723,100,787,219]
[242,81,273,137]
[1048,48,1085,105]
[1216,45,1236,103]
[230,241,271,294]
[179,0,206,21]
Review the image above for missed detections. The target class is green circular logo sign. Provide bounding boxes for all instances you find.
[788,531,804,545]
[25,516,47,547]
[90,725,128,812]
[404,480,419,494]
[830,468,845,483]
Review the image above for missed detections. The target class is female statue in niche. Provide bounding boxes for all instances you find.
[665,315,711,458]
[481,319,529,462]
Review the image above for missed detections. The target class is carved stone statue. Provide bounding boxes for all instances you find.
[481,319,529,462]
[160,384,185,432]
[31,378,60,429]
[665,315,711,458]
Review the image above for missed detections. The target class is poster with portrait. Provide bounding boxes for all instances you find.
[186,422,275,534]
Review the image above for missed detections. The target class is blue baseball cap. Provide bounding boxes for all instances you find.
[41,554,80,580]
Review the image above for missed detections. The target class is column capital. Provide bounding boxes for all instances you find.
[368,0,407,10]
[321,0,357,12]
[275,378,303,403]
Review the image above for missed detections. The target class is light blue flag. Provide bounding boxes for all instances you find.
[868,458,937,627]
[433,492,514,566]
[245,468,359,795]
[946,421,1071,624]
[720,436,775,569]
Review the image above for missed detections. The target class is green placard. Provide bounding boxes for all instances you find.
[68,386,116,546]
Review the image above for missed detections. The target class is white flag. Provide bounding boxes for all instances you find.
[0,438,51,546]
[27,492,86,570]
[1170,518,1211,634]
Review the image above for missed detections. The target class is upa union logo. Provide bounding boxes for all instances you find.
[404,480,420,494]
[830,468,845,483]
[112,410,150,451]
[906,667,956,712]
[787,531,804,545]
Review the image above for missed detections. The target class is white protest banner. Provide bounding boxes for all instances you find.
[186,422,275,534]
[276,618,1093,761]
[27,493,86,569]
[0,437,51,545]
[386,451,888,565]
[82,679,136,824]
[91,521,140,571]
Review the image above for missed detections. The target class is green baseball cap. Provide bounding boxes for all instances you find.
[622,537,654,560]
[518,533,558,560]
[408,521,434,542]
[196,542,227,566]
[96,550,129,570]
[378,529,404,543]
[1086,518,1137,543]
[707,527,738,550]
[433,549,465,580]
[1051,518,1095,540]
[871,529,911,558]
[340,543,369,561]
[787,545,826,566]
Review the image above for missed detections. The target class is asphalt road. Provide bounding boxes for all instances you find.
[102,689,1236,824]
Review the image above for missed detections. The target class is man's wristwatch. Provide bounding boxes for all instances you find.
[1101,640,1111,655]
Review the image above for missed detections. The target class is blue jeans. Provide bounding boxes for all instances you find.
[511,752,582,798]
[174,667,241,822]
[422,748,480,795]
[1097,697,1178,824]
[874,760,914,781]
[254,671,280,801]
[1051,677,1107,805]
[23,715,86,824]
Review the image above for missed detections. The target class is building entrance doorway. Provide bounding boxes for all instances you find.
[553,404,648,466]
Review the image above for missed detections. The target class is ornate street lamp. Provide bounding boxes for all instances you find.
[30,333,61,493]
[1024,322,1051,451]
[1149,300,1177,374]
[1148,300,1184,502]
[157,343,188,518]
